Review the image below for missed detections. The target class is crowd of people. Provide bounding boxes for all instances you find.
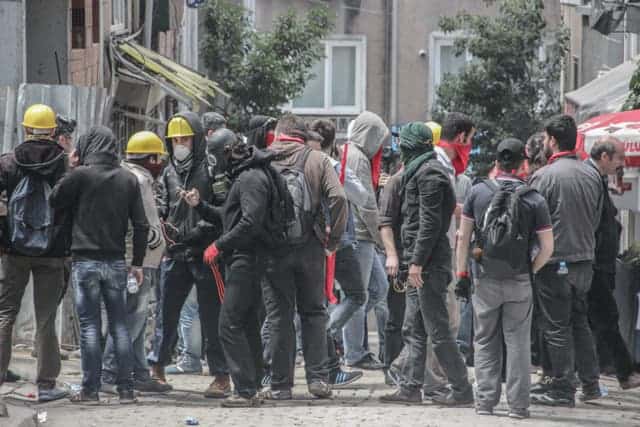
[0,103,639,418]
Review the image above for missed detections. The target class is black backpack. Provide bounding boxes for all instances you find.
[8,174,55,256]
[478,180,535,274]
[262,163,296,250]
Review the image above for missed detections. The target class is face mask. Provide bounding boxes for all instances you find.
[145,161,164,179]
[265,130,275,147]
[439,141,471,175]
[173,144,191,162]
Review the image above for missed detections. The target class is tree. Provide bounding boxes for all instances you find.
[201,0,333,129]
[623,63,640,111]
[433,0,569,177]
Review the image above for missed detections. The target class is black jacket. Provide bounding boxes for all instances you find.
[160,112,220,257]
[0,138,70,257]
[197,148,274,255]
[586,160,621,273]
[50,126,149,266]
[401,158,455,269]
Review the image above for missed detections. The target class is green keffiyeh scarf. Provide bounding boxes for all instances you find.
[400,122,435,184]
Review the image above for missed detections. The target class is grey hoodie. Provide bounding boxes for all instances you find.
[345,111,389,245]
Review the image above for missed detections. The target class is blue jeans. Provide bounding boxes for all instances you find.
[73,259,133,393]
[102,267,157,383]
[343,241,389,365]
[176,287,202,370]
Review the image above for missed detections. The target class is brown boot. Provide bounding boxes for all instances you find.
[204,375,231,398]
[150,365,168,385]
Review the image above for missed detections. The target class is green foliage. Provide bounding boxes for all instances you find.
[202,0,333,130]
[434,0,569,176]
[623,61,640,111]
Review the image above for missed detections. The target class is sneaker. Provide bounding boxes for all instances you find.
[165,360,203,375]
[134,378,173,393]
[221,394,262,408]
[5,369,21,383]
[118,390,138,404]
[379,388,422,404]
[476,406,494,416]
[531,391,575,408]
[38,387,69,402]
[348,353,384,370]
[261,374,272,388]
[69,390,100,404]
[308,381,332,398]
[431,389,474,407]
[204,375,231,398]
[259,388,292,400]
[423,384,450,400]
[508,408,530,419]
[0,398,8,417]
[620,373,640,390]
[530,375,553,394]
[100,382,118,395]
[330,370,363,388]
[579,383,602,402]
[384,370,398,386]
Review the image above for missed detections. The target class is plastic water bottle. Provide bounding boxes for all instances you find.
[557,261,568,275]
[127,273,139,294]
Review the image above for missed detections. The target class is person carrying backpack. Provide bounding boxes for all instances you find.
[455,138,554,419]
[0,104,70,417]
[261,114,347,400]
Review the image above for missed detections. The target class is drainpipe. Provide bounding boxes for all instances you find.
[144,0,154,49]
[390,0,398,125]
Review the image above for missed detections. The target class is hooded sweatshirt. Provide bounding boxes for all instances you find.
[0,137,70,256]
[160,111,220,257]
[346,111,389,245]
[50,126,149,266]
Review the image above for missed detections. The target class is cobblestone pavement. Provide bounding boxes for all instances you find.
[2,349,640,427]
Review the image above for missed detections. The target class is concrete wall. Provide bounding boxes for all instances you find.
[26,0,68,84]
[0,0,25,88]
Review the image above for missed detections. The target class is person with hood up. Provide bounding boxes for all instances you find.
[202,112,227,138]
[50,125,148,404]
[379,122,473,406]
[0,104,70,417]
[183,134,282,407]
[100,131,171,394]
[245,115,277,149]
[262,114,347,400]
[147,112,230,398]
[341,111,390,371]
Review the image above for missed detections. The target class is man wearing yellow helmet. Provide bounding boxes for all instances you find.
[100,131,171,394]
[148,112,230,399]
[0,104,70,417]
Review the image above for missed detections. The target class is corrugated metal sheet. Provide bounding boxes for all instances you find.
[0,83,111,153]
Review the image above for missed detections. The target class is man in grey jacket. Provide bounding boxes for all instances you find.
[342,111,390,370]
[529,115,603,407]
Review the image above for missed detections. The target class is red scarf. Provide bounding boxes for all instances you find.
[438,141,471,176]
[548,150,575,164]
[371,147,383,189]
[275,133,305,145]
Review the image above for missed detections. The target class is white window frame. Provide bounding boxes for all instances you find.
[111,0,130,33]
[428,31,471,113]
[290,35,367,116]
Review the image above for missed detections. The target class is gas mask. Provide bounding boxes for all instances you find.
[206,128,237,202]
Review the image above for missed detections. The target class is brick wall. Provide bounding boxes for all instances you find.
[69,0,106,86]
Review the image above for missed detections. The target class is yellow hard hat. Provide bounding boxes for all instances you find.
[166,117,194,138]
[425,121,441,145]
[22,104,57,129]
[126,131,167,155]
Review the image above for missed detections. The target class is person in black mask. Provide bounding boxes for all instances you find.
[245,115,277,149]
[206,128,236,205]
[147,112,230,398]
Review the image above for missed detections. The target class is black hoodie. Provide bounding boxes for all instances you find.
[160,111,220,257]
[196,146,275,254]
[0,137,70,256]
[50,126,149,266]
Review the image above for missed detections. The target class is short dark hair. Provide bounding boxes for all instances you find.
[497,157,525,173]
[310,119,336,150]
[441,112,474,141]
[545,115,577,151]
[590,137,620,161]
[275,113,308,141]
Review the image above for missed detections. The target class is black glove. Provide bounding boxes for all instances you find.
[454,276,472,302]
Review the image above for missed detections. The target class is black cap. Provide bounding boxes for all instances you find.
[497,138,526,162]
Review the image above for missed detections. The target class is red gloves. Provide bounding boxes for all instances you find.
[204,243,220,266]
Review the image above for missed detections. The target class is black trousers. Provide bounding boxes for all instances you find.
[148,257,228,376]
[263,241,329,390]
[588,269,635,382]
[219,252,265,398]
[384,284,406,369]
